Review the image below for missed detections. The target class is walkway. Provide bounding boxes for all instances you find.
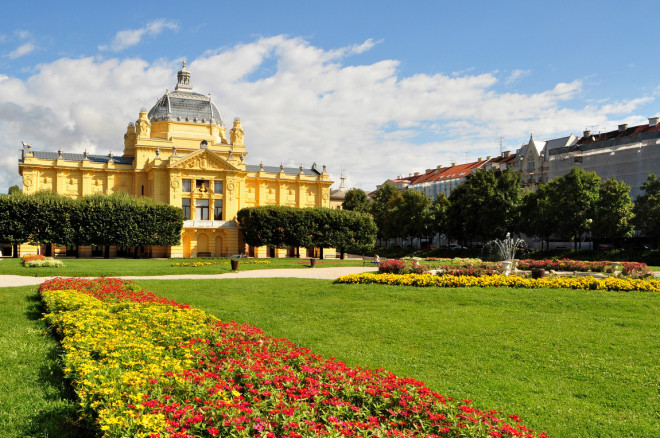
[0,267,379,288]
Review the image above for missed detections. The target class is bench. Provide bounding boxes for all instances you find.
[363,257,383,267]
[197,252,212,258]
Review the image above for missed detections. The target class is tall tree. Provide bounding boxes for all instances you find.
[342,188,371,213]
[0,193,30,257]
[398,189,431,248]
[427,193,450,245]
[553,167,601,249]
[446,169,523,243]
[24,191,75,254]
[633,173,660,246]
[591,178,634,244]
[519,181,561,251]
[370,183,402,246]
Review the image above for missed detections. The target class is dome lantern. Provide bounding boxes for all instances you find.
[175,61,192,92]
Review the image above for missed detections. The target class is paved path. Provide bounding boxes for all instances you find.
[3,267,658,288]
[0,267,379,288]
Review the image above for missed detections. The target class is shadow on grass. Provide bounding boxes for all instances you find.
[23,292,95,438]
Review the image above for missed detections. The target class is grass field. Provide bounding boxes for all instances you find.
[0,256,364,277]
[1,275,659,437]
[0,285,89,437]
[135,279,660,438]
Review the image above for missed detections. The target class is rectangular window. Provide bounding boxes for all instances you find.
[196,199,209,220]
[196,180,208,191]
[182,179,191,193]
[214,180,223,194]
[182,198,191,219]
[214,200,223,220]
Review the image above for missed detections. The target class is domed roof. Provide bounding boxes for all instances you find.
[148,62,224,126]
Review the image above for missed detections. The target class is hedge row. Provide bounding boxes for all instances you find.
[0,192,183,257]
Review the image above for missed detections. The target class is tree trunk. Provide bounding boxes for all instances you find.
[12,243,18,258]
[104,245,110,259]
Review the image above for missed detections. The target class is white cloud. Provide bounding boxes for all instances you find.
[0,36,655,193]
[506,69,531,84]
[99,19,178,52]
[15,30,31,40]
[7,42,36,59]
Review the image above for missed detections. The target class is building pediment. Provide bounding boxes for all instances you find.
[169,149,239,171]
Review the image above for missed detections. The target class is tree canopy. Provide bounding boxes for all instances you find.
[633,173,660,245]
[370,183,402,243]
[447,169,523,242]
[592,178,635,242]
[0,192,183,257]
[342,188,371,213]
[237,206,377,252]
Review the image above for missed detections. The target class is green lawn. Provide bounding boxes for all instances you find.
[0,256,364,277]
[2,277,659,437]
[135,279,660,438]
[0,286,89,437]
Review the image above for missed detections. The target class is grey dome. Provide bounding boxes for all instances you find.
[147,63,223,126]
[148,91,223,125]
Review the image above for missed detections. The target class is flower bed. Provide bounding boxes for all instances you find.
[516,259,652,278]
[22,254,64,268]
[620,262,653,278]
[334,273,660,292]
[378,259,428,274]
[40,277,547,438]
[171,259,272,267]
[517,259,608,272]
[22,254,45,263]
[437,261,505,277]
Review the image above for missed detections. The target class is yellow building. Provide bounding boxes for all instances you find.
[18,63,334,258]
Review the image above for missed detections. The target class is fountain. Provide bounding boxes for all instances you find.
[492,233,526,275]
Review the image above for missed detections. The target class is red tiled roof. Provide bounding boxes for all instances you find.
[393,153,517,188]
[577,121,660,145]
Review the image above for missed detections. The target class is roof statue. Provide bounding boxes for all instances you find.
[230,117,244,146]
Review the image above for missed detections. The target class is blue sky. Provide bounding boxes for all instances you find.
[1,0,659,192]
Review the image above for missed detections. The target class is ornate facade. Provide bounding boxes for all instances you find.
[513,117,660,198]
[18,63,334,258]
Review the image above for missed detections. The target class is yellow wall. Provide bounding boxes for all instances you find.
[18,112,334,258]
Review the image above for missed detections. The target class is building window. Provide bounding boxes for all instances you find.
[214,200,223,220]
[182,198,191,219]
[196,199,209,220]
[196,180,208,191]
[182,179,191,193]
[214,180,223,194]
